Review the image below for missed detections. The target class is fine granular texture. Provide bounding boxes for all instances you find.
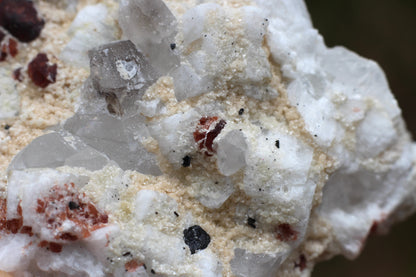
[0,0,415,276]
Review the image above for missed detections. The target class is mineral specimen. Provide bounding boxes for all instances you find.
[0,0,415,276]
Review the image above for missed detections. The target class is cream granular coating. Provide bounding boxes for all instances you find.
[1,0,415,276]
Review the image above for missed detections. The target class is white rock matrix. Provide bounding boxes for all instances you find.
[1,0,415,276]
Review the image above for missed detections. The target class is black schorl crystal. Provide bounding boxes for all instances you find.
[275,140,280,149]
[183,225,211,254]
[247,217,256,228]
[182,155,191,167]
[68,201,80,210]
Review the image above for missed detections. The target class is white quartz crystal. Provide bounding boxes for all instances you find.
[1,0,416,276]
[216,130,247,176]
[172,3,277,101]
[60,4,119,68]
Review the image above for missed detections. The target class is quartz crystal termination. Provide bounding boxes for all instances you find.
[118,0,180,75]
[1,0,416,276]
[89,40,159,116]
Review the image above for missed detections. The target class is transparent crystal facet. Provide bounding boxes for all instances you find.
[230,248,285,277]
[8,131,110,172]
[63,113,162,176]
[119,0,179,74]
[89,40,158,96]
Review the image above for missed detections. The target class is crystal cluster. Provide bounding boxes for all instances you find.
[1,0,415,276]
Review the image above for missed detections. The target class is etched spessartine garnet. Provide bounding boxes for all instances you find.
[193,116,227,156]
[28,53,57,88]
[0,0,45,43]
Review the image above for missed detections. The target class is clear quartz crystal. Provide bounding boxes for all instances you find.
[230,248,286,277]
[8,131,110,171]
[63,113,162,175]
[89,40,159,114]
[118,0,179,74]
[216,130,248,176]
[10,39,163,175]
[67,39,163,175]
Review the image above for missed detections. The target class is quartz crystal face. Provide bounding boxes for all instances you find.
[118,0,179,74]
[89,40,159,115]
[89,40,158,96]
[0,0,415,277]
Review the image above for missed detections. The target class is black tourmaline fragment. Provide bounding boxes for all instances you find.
[68,201,80,210]
[183,225,210,254]
[275,140,280,149]
[122,251,132,257]
[182,155,191,167]
[247,217,256,228]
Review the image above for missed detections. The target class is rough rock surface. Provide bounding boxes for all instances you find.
[0,0,415,276]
